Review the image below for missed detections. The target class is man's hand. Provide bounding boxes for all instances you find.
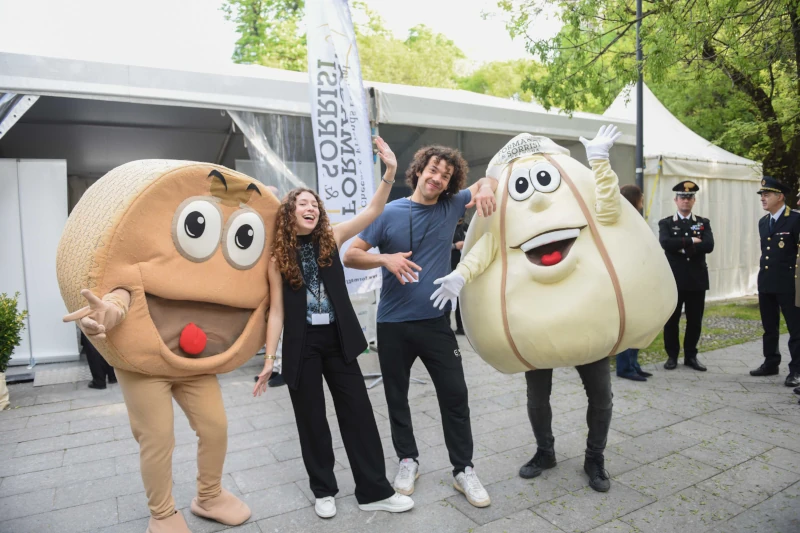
[455,241,464,251]
[384,252,422,285]
[466,184,497,217]
[63,289,128,340]
[430,270,466,311]
[692,237,701,244]
[579,124,623,162]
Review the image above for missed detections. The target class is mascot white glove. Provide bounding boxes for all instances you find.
[431,270,466,311]
[579,124,623,162]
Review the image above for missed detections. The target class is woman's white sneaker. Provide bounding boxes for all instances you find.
[393,458,419,495]
[454,467,491,507]
[357,492,414,513]
[314,496,336,518]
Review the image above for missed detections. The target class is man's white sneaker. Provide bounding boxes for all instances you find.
[393,458,419,495]
[357,492,414,513]
[454,467,491,508]
[314,496,336,518]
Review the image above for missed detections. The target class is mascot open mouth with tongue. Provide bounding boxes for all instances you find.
[430,126,676,494]
[56,160,279,533]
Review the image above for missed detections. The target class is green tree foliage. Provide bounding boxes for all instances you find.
[222,0,307,71]
[222,0,465,87]
[497,0,800,189]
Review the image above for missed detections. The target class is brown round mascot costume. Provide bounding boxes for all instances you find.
[56,160,279,533]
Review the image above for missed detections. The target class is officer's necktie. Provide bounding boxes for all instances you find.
[769,216,775,233]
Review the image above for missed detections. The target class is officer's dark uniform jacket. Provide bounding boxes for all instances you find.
[758,205,800,294]
[658,213,714,291]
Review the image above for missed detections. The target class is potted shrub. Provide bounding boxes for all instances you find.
[0,292,28,410]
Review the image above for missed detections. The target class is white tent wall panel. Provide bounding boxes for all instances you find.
[17,160,79,363]
[645,171,761,301]
[0,160,32,364]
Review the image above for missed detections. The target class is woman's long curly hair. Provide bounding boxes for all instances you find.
[273,188,337,290]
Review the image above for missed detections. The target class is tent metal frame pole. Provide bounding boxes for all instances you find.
[635,0,644,199]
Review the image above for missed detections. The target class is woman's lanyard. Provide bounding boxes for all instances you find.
[408,199,435,254]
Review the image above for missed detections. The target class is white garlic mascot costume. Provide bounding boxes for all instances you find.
[432,126,677,372]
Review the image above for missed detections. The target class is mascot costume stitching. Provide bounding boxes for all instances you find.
[57,160,279,533]
[430,126,677,491]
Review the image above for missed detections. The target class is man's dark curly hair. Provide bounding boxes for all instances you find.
[405,146,469,202]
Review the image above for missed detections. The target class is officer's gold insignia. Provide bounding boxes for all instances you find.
[780,241,785,248]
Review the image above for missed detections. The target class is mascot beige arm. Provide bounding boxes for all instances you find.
[430,125,623,309]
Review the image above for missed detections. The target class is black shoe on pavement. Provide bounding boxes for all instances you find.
[793,386,800,395]
[454,329,465,336]
[784,373,800,387]
[684,358,707,372]
[636,369,653,378]
[750,365,779,377]
[664,358,677,370]
[584,455,611,492]
[88,381,106,390]
[268,372,286,387]
[519,450,557,479]
[617,373,647,382]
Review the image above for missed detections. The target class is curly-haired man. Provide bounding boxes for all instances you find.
[344,145,498,508]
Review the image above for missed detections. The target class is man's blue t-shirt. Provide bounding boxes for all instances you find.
[359,189,471,323]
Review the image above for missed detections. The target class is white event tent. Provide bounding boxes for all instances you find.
[604,84,762,301]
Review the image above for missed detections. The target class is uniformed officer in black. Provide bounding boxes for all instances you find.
[659,181,714,371]
[752,176,800,388]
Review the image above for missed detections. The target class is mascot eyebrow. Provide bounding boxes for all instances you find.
[208,169,262,206]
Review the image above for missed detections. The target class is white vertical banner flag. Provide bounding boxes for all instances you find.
[307,0,381,294]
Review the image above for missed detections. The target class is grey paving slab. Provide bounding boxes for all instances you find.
[532,483,655,533]
[239,481,314,522]
[609,427,700,464]
[0,422,70,445]
[709,480,800,533]
[54,472,145,510]
[62,438,140,465]
[611,408,685,437]
[230,457,315,494]
[0,449,63,477]
[0,458,117,498]
[692,406,800,452]
[678,432,775,470]
[586,520,636,533]
[616,453,721,499]
[619,486,745,533]
[0,487,55,520]
[696,458,800,508]
[13,427,116,457]
[471,509,567,533]
[446,473,567,526]
[755,446,800,474]
[0,498,119,533]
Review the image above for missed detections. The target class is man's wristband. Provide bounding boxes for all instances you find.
[264,354,276,361]
[381,176,395,185]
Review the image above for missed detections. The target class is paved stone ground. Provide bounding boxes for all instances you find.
[1,334,799,533]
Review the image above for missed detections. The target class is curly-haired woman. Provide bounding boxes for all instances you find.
[253,137,413,519]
